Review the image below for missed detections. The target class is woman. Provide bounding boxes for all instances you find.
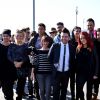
[0,29,17,100]
[76,31,98,100]
[70,26,81,99]
[30,36,53,100]
[8,30,30,100]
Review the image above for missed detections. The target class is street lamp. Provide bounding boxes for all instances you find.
[33,0,35,31]
[75,6,78,26]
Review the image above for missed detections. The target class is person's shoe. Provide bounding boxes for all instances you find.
[92,93,98,100]
[16,96,22,100]
[71,97,75,100]
[28,95,36,98]
[23,92,28,96]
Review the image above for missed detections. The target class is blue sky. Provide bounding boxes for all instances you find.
[0,0,100,33]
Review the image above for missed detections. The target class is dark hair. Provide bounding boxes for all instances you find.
[72,26,81,40]
[62,28,70,37]
[31,31,37,37]
[38,23,46,30]
[21,27,30,32]
[25,27,30,30]
[57,22,64,26]
[87,18,95,25]
[41,36,53,48]
[16,29,22,33]
[97,28,100,32]
[78,31,94,50]
[51,27,56,31]
[2,29,11,37]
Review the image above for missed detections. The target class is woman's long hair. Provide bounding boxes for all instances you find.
[77,31,94,51]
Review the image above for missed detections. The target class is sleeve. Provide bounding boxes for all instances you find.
[28,37,34,47]
[93,46,99,76]
[7,44,14,63]
[48,43,55,64]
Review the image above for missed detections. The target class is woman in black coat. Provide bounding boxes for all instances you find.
[76,31,99,100]
[69,26,81,99]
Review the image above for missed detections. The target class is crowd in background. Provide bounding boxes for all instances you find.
[0,18,100,100]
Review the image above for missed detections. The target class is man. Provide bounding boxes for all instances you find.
[92,28,100,100]
[22,27,31,43]
[29,23,53,100]
[53,22,64,43]
[49,27,57,39]
[87,18,97,39]
[29,23,48,48]
[48,28,75,100]
[87,18,99,99]
[0,29,17,100]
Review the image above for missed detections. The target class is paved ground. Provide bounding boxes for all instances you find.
[0,81,100,100]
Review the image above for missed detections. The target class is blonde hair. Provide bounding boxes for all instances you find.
[15,29,25,44]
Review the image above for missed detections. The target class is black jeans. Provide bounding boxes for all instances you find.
[53,71,70,100]
[76,73,92,100]
[16,77,26,99]
[92,78,99,95]
[70,70,76,99]
[1,80,14,100]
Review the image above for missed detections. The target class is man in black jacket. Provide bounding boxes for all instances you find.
[48,28,75,100]
[0,29,17,100]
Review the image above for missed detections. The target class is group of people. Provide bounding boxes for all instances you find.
[0,18,100,100]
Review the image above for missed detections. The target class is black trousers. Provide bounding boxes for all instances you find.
[76,73,93,100]
[92,78,99,95]
[16,77,26,99]
[70,69,76,99]
[1,80,14,100]
[53,71,70,100]
[27,68,33,96]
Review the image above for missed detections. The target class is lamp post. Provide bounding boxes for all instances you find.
[75,6,78,26]
[83,18,85,30]
[33,0,35,31]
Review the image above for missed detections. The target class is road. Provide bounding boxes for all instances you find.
[0,81,100,100]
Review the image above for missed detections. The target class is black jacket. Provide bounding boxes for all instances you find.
[0,43,17,80]
[48,42,76,72]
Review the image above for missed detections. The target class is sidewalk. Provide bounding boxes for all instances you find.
[0,82,100,100]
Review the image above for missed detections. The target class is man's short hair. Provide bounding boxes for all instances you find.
[62,28,70,37]
[38,23,46,30]
[87,18,95,25]
[57,22,64,26]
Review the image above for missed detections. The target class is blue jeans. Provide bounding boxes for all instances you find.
[36,74,52,100]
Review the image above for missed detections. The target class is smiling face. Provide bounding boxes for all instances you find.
[74,28,81,41]
[41,36,50,49]
[57,24,64,33]
[15,32,25,43]
[2,34,11,43]
[61,32,70,44]
[87,21,94,32]
[80,34,87,46]
[42,40,49,48]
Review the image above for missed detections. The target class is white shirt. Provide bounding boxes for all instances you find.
[57,42,69,72]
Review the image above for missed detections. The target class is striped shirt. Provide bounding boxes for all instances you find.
[34,50,52,74]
